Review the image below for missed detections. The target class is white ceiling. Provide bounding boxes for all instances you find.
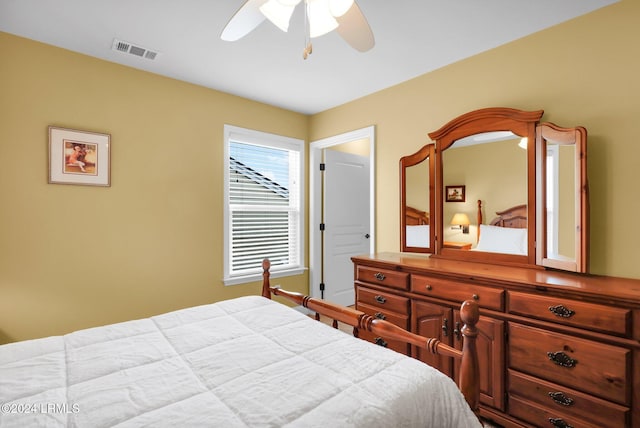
[0,0,617,114]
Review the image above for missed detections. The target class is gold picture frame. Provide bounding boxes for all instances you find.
[48,126,111,186]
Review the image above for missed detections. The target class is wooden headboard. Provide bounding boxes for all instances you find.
[477,200,527,241]
[406,206,429,225]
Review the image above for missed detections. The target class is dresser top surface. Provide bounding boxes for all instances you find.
[353,252,640,305]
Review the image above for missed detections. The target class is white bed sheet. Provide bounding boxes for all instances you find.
[406,225,430,248]
[0,296,481,428]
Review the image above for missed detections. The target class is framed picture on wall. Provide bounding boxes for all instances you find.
[48,126,111,186]
[445,185,465,202]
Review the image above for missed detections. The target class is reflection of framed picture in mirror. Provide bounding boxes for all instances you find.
[446,185,465,202]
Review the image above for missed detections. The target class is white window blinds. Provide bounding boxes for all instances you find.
[224,126,304,284]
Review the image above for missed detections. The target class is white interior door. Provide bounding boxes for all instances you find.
[323,150,370,306]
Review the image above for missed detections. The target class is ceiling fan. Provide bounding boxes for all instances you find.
[221,0,374,59]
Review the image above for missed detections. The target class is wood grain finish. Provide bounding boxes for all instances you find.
[356,265,409,290]
[412,275,504,311]
[357,287,409,314]
[352,252,640,427]
[357,301,409,354]
[509,323,630,405]
[508,370,629,428]
[405,206,429,225]
[509,291,631,336]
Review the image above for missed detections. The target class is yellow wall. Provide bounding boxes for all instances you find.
[310,0,640,279]
[2,1,639,343]
[0,32,309,343]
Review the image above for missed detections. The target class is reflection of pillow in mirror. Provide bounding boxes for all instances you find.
[406,225,430,248]
[475,225,527,255]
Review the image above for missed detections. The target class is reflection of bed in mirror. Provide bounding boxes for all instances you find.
[405,206,430,248]
[475,200,527,255]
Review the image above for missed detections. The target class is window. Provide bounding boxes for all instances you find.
[223,125,305,285]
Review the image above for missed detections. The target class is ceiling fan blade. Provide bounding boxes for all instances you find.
[221,0,269,41]
[335,1,374,52]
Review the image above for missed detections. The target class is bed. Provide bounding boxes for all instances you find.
[474,200,528,255]
[404,206,430,248]
[0,260,481,428]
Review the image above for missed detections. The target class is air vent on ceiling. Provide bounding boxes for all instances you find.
[112,39,159,60]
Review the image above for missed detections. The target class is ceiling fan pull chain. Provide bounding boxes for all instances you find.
[303,0,312,59]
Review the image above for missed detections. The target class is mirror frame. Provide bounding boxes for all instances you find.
[400,144,435,253]
[428,107,544,267]
[535,122,589,272]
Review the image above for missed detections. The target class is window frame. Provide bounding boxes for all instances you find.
[223,125,305,285]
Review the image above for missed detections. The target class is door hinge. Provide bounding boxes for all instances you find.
[320,283,325,299]
[320,223,325,231]
[319,163,325,171]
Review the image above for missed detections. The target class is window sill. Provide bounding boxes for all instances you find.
[223,266,307,286]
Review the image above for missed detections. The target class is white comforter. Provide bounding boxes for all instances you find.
[0,296,481,427]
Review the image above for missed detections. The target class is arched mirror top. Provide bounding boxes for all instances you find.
[429,107,544,150]
[400,144,435,253]
[429,107,544,267]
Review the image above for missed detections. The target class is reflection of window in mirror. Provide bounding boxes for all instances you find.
[443,137,527,249]
[546,143,576,260]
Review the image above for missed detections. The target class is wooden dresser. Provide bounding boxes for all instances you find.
[353,252,640,428]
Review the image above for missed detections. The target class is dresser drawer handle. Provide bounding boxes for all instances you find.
[453,321,461,341]
[374,295,387,304]
[374,272,386,281]
[472,294,479,300]
[548,304,575,318]
[374,337,388,347]
[548,418,573,428]
[425,285,432,291]
[548,391,574,406]
[547,351,578,368]
[374,312,386,320]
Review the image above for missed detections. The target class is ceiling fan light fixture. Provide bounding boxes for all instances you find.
[260,0,296,32]
[328,0,353,18]
[277,0,302,6]
[308,0,338,38]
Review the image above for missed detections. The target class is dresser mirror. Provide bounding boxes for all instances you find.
[441,132,528,255]
[407,107,591,272]
[535,123,589,273]
[400,144,435,253]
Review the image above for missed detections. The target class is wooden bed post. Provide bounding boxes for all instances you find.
[477,199,482,243]
[459,299,480,413]
[261,259,272,299]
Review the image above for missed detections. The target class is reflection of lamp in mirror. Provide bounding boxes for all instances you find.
[451,213,470,234]
[518,137,528,149]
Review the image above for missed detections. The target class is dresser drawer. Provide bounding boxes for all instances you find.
[356,265,409,290]
[358,330,409,355]
[508,370,629,428]
[411,275,504,311]
[509,395,602,428]
[508,323,630,405]
[357,301,409,329]
[357,287,409,314]
[509,291,631,336]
